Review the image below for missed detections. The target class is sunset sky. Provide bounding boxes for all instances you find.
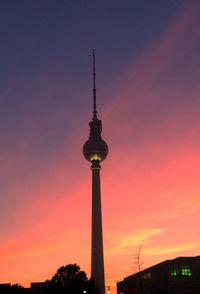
[0,1,200,293]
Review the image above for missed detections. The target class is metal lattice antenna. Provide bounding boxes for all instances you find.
[92,49,97,120]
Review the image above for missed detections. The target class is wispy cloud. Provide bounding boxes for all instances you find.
[105,228,165,254]
[144,241,200,256]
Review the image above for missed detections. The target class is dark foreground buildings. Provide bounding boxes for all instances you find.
[0,283,45,294]
[117,256,200,294]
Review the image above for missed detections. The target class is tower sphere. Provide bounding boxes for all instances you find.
[83,118,108,162]
[83,136,108,162]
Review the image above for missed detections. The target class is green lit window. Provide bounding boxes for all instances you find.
[182,265,191,276]
[170,265,192,277]
[170,270,177,276]
[170,266,179,276]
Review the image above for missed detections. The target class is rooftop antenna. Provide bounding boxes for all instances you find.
[92,49,97,120]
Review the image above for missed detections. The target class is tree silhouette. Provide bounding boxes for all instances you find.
[45,263,99,294]
[134,244,144,294]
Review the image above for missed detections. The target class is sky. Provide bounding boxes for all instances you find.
[0,0,200,293]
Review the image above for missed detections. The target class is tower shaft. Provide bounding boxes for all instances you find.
[91,161,105,294]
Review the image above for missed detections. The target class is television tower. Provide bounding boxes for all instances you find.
[83,50,108,294]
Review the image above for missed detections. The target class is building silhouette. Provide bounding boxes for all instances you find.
[83,49,108,294]
[0,283,45,294]
[117,256,200,294]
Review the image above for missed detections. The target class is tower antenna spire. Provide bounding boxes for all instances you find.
[92,49,97,120]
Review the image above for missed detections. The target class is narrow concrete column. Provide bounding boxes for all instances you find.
[91,160,105,294]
